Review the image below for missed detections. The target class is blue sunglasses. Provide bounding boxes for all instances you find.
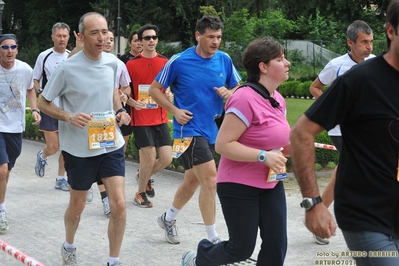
[1,45,18,50]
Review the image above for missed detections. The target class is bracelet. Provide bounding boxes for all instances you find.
[37,88,43,94]
[115,108,127,116]
[31,109,40,114]
[69,114,73,124]
[125,93,130,100]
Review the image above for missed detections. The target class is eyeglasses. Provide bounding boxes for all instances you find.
[1,45,18,50]
[142,35,158,41]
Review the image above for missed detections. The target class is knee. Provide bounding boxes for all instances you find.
[110,197,126,217]
[159,155,173,168]
[46,144,59,155]
[0,164,8,180]
[67,201,86,217]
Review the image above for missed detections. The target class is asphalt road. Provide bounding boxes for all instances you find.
[0,139,351,266]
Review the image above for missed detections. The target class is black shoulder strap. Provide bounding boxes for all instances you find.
[239,81,280,108]
[41,51,54,88]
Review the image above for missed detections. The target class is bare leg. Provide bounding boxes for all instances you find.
[0,164,10,204]
[102,176,126,257]
[64,188,87,244]
[58,153,66,176]
[42,132,60,159]
[172,169,200,210]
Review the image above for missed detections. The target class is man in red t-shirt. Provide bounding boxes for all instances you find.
[126,24,172,208]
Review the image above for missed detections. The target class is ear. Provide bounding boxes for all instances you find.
[259,62,267,74]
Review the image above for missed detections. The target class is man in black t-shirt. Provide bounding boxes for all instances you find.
[290,1,399,265]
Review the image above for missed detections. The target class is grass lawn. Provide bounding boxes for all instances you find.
[285,98,314,126]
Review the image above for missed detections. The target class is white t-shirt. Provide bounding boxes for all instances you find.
[42,51,124,157]
[0,60,34,133]
[33,48,70,107]
[318,53,375,136]
[116,59,130,89]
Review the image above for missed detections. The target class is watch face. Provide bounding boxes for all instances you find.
[259,155,265,161]
[301,199,312,210]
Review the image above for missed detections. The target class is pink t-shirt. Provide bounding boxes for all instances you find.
[217,86,290,189]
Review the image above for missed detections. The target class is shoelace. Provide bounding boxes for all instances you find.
[166,220,178,236]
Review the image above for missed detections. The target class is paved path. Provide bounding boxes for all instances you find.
[0,140,353,265]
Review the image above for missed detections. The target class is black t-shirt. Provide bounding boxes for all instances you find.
[119,52,136,65]
[305,54,399,237]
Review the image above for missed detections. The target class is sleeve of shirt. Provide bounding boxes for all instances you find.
[32,52,44,81]
[155,54,179,88]
[317,61,336,86]
[42,64,66,102]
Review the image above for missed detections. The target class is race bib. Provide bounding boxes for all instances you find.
[88,111,118,149]
[172,137,193,158]
[266,149,287,182]
[138,84,158,109]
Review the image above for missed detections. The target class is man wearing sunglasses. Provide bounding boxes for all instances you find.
[33,22,71,192]
[0,33,41,231]
[126,24,172,209]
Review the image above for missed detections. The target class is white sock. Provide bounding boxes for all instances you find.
[206,224,218,241]
[63,241,75,250]
[0,202,5,210]
[40,151,47,160]
[165,205,180,222]
[56,175,65,181]
[109,257,119,266]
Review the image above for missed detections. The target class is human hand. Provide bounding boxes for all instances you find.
[264,151,287,173]
[69,112,92,129]
[174,109,193,125]
[118,89,127,106]
[31,111,41,126]
[131,100,145,110]
[116,111,130,126]
[73,31,84,50]
[214,86,231,100]
[304,203,337,239]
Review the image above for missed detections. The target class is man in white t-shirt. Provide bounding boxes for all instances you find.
[33,22,70,191]
[308,20,374,245]
[0,33,41,231]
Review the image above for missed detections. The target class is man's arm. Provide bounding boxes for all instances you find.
[149,80,192,125]
[290,114,337,239]
[27,88,41,125]
[309,78,325,99]
[113,88,130,126]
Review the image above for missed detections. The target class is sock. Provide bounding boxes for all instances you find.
[0,202,5,210]
[109,257,119,266]
[165,205,180,222]
[63,241,76,250]
[40,151,47,160]
[100,191,107,200]
[56,175,65,181]
[206,224,218,241]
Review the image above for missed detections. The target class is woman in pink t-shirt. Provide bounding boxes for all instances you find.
[182,37,291,266]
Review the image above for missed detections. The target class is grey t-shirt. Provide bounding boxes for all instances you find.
[42,51,124,157]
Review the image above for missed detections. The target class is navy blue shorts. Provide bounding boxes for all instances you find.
[0,133,22,170]
[132,123,172,149]
[39,111,58,132]
[181,136,215,170]
[62,147,125,190]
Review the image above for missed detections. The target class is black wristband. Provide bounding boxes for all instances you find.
[31,109,40,114]
[115,108,127,116]
[125,93,130,100]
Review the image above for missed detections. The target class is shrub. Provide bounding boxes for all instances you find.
[315,131,339,167]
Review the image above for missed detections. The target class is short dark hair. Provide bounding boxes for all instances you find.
[137,24,159,40]
[195,16,224,34]
[127,30,139,43]
[242,37,285,83]
[347,20,372,43]
[386,0,399,49]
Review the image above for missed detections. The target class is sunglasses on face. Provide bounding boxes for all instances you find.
[142,35,158,41]
[1,45,18,50]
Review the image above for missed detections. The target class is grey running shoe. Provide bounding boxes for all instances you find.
[35,150,47,177]
[313,234,329,245]
[0,209,8,231]
[55,178,69,191]
[134,192,153,208]
[61,245,77,266]
[86,188,93,203]
[107,261,126,266]
[182,251,196,266]
[102,196,111,215]
[157,212,180,244]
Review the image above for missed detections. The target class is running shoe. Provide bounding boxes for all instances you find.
[35,150,47,177]
[102,196,111,215]
[157,212,180,244]
[0,209,8,231]
[134,192,153,208]
[182,251,196,266]
[61,244,77,266]
[55,178,69,191]
[86,188,93,203]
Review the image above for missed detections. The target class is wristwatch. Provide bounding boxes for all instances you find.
[257,150,267,162]
[300,196,322,210]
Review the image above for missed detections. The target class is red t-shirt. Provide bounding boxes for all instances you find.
[126,53,169,126]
